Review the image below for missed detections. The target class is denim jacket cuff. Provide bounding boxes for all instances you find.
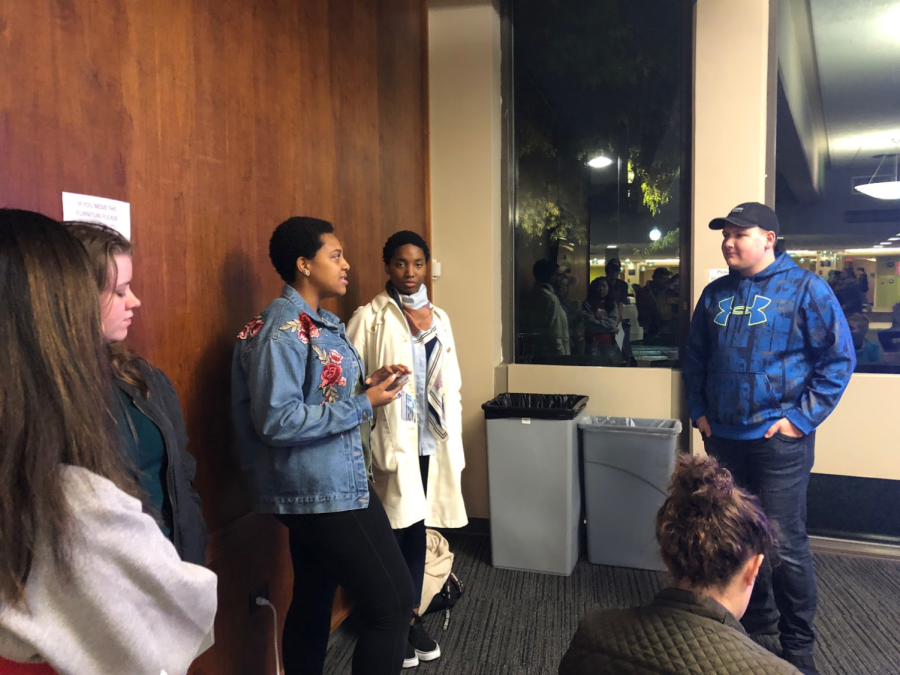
[352,393,374,425]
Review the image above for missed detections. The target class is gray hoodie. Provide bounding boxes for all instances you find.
[0,466,217,675]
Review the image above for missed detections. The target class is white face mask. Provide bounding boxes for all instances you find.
[399,284,430,309]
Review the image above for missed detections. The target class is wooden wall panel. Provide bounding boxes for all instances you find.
[0,1,429,672]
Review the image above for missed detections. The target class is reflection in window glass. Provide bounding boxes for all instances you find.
[774,0,900,373]
[512,0,691,367]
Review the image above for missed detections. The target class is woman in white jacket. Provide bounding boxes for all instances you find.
[347,231,467,669]
[0,209,217,675]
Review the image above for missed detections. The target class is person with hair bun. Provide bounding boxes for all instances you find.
[347,230,467,668]
[559,455,802,675]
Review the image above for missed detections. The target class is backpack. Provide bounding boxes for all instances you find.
[423,571,464,630]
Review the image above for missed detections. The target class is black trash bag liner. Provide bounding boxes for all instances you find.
[481,393,589,420]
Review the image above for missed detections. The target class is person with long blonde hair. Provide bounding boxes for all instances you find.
[65,221,207,564]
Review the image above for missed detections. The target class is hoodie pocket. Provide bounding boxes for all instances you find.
[709,371,780,426]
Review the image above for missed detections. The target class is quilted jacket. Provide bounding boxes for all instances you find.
[559,588,801,675]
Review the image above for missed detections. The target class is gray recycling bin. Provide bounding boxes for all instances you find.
[483,393,588,576]
[578,416,682,571]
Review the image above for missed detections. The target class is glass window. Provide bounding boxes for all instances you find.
[511,0,692,367]
[774,0,900,374]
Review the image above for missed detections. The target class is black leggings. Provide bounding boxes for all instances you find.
[278,488,415,675]
[393,455,430,611]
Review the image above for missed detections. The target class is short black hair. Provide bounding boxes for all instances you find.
[653,267,672,280]
[382,230,430,265]
[532,259,559,283]
[606,258,622,270]
[269,217,334,283]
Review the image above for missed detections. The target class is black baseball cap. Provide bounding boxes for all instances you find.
[709,202,780,236]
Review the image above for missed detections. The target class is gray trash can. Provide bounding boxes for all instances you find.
[578,416,682,571]
[483,393,588,576]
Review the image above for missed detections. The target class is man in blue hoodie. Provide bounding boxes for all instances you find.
[683,202,854,675]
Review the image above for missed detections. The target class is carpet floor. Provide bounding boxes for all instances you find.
[323,532,900,674]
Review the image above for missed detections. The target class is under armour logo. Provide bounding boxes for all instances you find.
[714,295,771,326]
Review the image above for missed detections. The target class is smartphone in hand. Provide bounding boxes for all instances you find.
[386,373,410,391]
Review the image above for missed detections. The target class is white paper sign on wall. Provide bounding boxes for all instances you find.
[61,192,131,240]
[709,268,729,283]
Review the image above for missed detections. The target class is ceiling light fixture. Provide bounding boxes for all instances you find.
[855,151,900,200]
[882,4,900,38]
[846,247,900,254]
[587,156,614,169]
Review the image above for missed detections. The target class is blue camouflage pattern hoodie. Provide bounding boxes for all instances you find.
[683,253,855,441]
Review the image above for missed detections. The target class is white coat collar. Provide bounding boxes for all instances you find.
[368,289,450,326]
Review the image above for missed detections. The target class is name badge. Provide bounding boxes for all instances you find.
[402,393,417,423]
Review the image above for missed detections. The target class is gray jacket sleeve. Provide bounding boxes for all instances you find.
[0,466,218,675]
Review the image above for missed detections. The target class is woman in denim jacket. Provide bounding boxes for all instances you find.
[232,217,415,675]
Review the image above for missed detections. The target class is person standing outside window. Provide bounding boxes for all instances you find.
[348,231,467,669]
[581,277,620,365]
[604,258,629,324]
[682,202,854,675]
[519,259,570,361]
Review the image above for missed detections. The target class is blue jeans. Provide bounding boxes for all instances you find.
[704,431,817,657]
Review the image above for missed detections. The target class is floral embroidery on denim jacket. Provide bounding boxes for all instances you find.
[280,312,320,343]
[237,315,265,340]
[231,286,373,514]
[312,346,348,403]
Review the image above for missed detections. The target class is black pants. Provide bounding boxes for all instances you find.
[705,432,818,657]
[393,455,430,611]
[278,488,415,675]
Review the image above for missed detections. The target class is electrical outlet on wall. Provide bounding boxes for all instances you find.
[249,582,269,614]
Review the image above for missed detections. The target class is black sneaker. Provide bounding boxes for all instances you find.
[784,653,819,675]
[409,615,441,662]
[403,640,419,669]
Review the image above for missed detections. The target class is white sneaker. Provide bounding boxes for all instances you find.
[409,615,441,662]
[403,641,419,668]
